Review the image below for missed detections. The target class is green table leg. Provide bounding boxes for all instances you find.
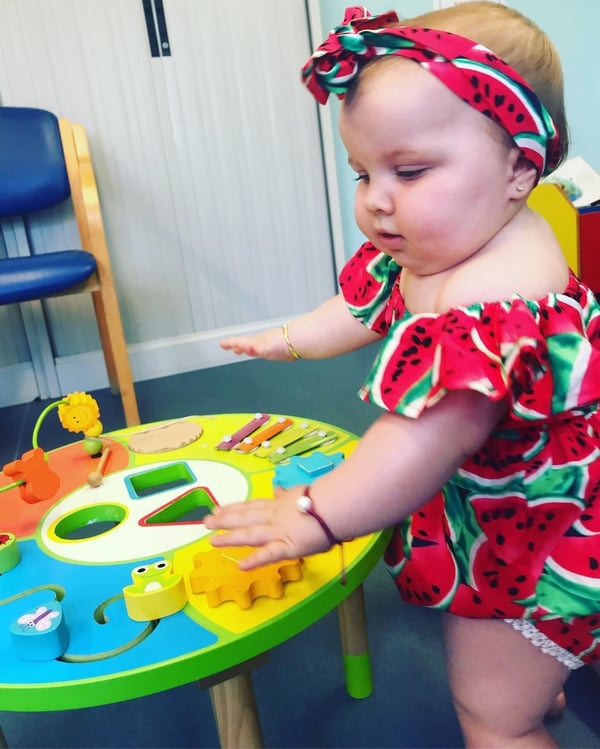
[337,583,374,699]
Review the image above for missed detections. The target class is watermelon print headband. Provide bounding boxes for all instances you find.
[301,6,562,177]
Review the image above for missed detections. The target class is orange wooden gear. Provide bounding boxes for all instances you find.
[189,546,303,609]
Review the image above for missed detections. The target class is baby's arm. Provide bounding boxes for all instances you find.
[205,390,507,568]
[220,293,381,361]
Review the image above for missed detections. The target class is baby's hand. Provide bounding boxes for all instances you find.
[204,487,333,570]
[219,327,290,360]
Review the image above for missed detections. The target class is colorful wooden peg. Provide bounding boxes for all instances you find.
[123,559,187,621]
[273,451,345,489]
[10,600,69,661]
[0,531,20,573]
[3,447,60,503]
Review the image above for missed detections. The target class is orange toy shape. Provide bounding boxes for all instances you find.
[189,547,303,609]
[3,448,61,503]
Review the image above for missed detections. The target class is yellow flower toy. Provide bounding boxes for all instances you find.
[57,391,104,455]
[57,392,103,438]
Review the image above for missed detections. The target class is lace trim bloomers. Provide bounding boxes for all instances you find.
[505,619,585,670]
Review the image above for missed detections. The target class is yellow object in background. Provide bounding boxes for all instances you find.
[528,183,579,274]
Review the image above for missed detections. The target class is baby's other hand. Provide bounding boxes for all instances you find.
[219,327,289,360]
[219,335,261,357]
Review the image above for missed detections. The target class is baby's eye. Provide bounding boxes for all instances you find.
[354,173,369,183]
[395,168,426,180]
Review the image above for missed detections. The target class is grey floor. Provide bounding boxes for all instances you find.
[1,348,599,748]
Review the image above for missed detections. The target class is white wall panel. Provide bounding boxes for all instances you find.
[0,0,335,404]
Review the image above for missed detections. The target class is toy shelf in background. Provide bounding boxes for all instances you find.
[543,155,600,208]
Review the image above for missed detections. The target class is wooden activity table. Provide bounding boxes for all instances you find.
[0,412,389,748]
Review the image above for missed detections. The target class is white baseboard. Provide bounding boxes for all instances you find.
[2,319,285,408]
[0,363,40,407]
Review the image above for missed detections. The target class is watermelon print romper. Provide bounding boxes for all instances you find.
[340,242,600,668]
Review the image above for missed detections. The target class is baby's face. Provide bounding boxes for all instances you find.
[339,57,520,276]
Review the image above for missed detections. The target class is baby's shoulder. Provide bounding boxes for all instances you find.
[439,247,568,313]
[438,207,570,311]
[439,265,567,312]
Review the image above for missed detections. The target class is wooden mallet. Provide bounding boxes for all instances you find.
[87,442,111,487]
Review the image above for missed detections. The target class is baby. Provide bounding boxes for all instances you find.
[206,4,600,746]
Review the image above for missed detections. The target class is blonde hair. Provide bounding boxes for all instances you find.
[403,1,569,164]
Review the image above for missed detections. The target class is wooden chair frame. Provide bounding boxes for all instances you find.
[56,118,140,426]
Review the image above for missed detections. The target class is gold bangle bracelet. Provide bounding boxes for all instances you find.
[282,323,302,360]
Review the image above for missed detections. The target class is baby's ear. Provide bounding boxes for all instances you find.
[509,151,539,198]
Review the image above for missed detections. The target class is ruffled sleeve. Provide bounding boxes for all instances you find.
[358,274,600,421]
[339,242,401,335]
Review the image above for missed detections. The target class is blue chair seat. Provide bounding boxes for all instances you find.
[0,249,96,304]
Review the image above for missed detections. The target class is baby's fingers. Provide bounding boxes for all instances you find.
[205,500,273,530]
[237,540,297,570]
[209,524,276,548]
[219,337,257,357]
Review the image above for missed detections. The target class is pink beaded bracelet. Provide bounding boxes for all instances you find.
[297,486,346,584]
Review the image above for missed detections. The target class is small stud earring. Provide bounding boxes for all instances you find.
[516,185,525,192]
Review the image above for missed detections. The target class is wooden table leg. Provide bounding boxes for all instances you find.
[337,582,374,699]
[198,655,268,749]
[207,671,264,749]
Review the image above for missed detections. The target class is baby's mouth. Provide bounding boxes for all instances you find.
[375,230,405,245]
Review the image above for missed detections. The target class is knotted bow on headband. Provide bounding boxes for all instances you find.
[301,6,562,177]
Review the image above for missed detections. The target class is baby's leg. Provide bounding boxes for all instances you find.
[442,613,570,748]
